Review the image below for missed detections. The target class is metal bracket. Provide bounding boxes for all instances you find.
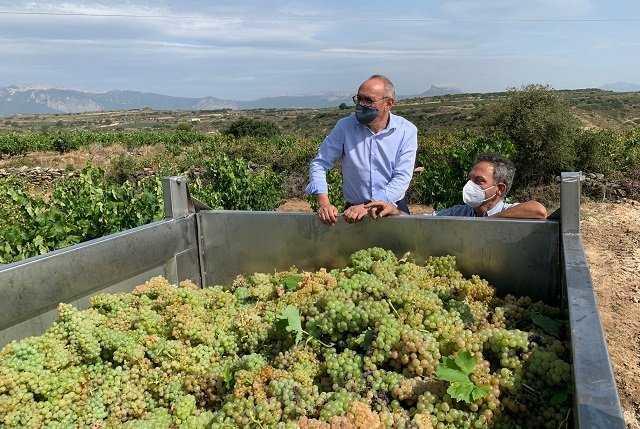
[560,172,582,234]
[162,176,190,219]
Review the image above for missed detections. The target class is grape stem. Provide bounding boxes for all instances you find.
[386,299,401,318]
[302,329,333,348]
[558,408,571,429]
[522,383,540,396]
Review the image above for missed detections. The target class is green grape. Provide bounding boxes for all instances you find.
[0,250,573,428]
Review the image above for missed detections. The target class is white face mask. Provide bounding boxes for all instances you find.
[462,180,496,208]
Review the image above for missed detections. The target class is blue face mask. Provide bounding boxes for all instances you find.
[355,103,379,125]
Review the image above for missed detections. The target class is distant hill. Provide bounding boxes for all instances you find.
[0,86,355,116]
[418,85,463,97]
[0,86,236,116]
[600,82,640,92]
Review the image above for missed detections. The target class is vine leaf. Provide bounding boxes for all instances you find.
[531,313,562,337]
[278,305,303,344]
[454,350,476,375]
[436,351,490,404]
[282,274,303,292]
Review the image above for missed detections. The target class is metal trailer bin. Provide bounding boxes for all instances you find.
[0,173,625,428]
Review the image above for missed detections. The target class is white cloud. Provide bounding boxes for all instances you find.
[441,0,595,20]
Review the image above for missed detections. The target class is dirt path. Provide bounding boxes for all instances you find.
[581,201,640,428]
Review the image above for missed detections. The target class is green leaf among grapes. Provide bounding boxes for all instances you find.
[454,350,476,375]
[282,274,302,291]
[531,313,562,337]
[436,366,471,384]
[278,305,303,344]
[436,351,489,404]
[471,385,491,401]
[448,381,475,402]
[550,390,569,405]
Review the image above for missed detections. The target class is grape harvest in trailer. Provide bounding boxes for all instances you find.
[0,249,572,428]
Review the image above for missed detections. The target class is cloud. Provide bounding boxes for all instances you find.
[0,0,637,99]
[440,0,595,20]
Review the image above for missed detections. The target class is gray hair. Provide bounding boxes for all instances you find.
[474,153,516,194]
[368,74,396,99]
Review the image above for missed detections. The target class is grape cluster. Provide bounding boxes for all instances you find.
[0,248,573,428]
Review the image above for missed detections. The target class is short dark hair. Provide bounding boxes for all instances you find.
[474,153,516,194]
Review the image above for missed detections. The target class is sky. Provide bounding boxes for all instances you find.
[1,0,640,100]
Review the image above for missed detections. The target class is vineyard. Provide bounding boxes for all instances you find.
[1,124,639,263]
[0,85,638,427]
[0,248,572,428]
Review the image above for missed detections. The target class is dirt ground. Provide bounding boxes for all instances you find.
[582,201,640,428]
[281,199,640,427]
[0,144,161,170]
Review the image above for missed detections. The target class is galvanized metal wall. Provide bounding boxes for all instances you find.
[197,211,561,302]
[560,173,625,428]
[0,216,200,346]
[0,172,625,428]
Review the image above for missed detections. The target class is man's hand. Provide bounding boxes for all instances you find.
[318,203,338,225]
[316,194,338,225]
[343,204,368,223]
[365,201,402,219]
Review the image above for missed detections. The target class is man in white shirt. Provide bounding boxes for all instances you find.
[365,153,547,219]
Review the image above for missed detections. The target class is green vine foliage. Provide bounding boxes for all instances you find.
[411,131,516,209]
[0,167,163,264]
[190,154,283,211]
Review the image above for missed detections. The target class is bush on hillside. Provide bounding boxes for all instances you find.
[223,117,281,139]
[485,84,579,186]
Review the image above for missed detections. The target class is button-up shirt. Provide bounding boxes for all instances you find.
[305,112,418,204]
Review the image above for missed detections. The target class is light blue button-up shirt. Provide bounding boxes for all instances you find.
[305,112,418,204]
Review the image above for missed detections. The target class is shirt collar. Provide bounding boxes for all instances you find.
[387,112,399,131]
[485,199,507,216]
[361,112,398,136]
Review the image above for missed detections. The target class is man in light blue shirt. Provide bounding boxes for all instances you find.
[305,75,418,225]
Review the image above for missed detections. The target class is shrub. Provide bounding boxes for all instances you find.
[176,122,193,132]
[575,129,622,175]
[52,133,80,153]
[190,154,283,211]
[108,153,142,184]
[411,131,516,209]
[223,118,281,139]
[573,128,640,176]
[484,84,579,186]
[621,128,640,171]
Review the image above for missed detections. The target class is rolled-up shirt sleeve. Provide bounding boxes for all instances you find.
[382,125,418,203]
[305,123,345,196]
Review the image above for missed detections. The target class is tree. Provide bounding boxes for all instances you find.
[338,102,349,110]
[484,84,579,186]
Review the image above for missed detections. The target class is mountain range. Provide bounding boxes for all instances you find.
[600,82,640,92]
[0,84,464,116]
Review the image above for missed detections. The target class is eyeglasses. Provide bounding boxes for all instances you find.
[352,95,390,107]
